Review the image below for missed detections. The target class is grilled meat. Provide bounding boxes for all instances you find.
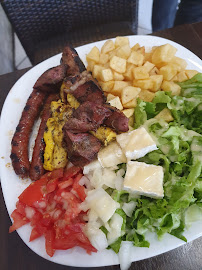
[62,71,106,104]
[10,89,47,178]
[29,93,59,181]
[34,64,67,93]
[63,130,102,167]
[61,46,86,76]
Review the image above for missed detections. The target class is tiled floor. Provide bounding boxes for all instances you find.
[0,0,153,75]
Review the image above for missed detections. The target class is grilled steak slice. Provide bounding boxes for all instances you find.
[61,46,86,76]
[64,101,112,133]
[34,64,67,93]
[103,105,129,133]
[63,130,102,167]
[63,71,106,104]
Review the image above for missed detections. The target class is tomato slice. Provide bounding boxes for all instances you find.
[30,227,43,242]
[46,178,58,194]
[45,229,55,257]
[41,168,64,181]
[9,210,29,233]
[18,177,47,206]
[72,174,86,201]
[63,166,81,179]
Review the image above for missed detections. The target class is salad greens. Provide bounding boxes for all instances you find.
[106,74,202,253]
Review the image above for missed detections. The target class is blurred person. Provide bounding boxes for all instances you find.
[152,0,202,32]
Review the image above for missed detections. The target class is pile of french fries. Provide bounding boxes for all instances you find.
[86,36,198,127]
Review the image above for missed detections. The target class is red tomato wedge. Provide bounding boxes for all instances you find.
[9,166,96,257]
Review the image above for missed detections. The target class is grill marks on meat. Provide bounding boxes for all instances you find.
[63,131,102,167]
[64,101,112,133]
[63,71,106,104]
[11,89,47,178]
[34,65,67,93]
[29,93,59,181]
[61,46,86,76]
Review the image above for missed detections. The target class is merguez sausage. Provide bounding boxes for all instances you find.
[29,93,59,181]
[10,89,47,178]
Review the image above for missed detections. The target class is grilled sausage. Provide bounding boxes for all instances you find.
[10,89,47,178]
[29,93,59,181]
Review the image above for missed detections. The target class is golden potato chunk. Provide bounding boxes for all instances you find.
[161,80,181,96]
[128,51,144,66]
[116,44,131,59]
[123,63,135,81]
[154,108,174,122]
[123,98,137,109]
[150,75,163,92]
[113,71,124,81]
[133,78,153,90]
[100,68,113,82]
[101,40,115,54]
[86,46,100,63]
[99,81,114,92]
[108,96,123,110]
[107,93,116,102]
[110,56,127,73]
[92,65,104,80]
[138,89,155,102]
[87,59,95,72]
[122,108,135,118]
[185,70,198,79]
[133,66,149,80]
[171,56,187,70]
[112,81,131,96]
[131,43,140,51]
[176,71,188,82]
[152,44,177,66]
[159,64,178,80]
[143,61,155,73]
[99,53,109,65]
[149,67,159,75]
[121,86,141,104]
[115,36,129,47]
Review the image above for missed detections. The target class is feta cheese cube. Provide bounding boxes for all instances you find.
[98,141,127,168]
[116,127,157,160]
[124,161,164,198]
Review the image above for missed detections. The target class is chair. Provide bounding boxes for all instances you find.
[2,0,139,65]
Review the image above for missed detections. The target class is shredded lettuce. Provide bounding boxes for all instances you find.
[103,74,202,251]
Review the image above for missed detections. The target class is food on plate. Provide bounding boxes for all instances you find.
[86,36,198,129]
[10,44,129,178]
[9,167,97,256]
[29,93,59,181]
[8,36,202,270]
[10,89,47,178]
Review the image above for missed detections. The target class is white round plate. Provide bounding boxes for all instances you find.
[0,35,202,267]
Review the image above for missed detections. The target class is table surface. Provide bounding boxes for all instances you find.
[0,22,202,270]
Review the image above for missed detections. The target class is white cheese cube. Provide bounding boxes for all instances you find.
[98,141,127,168]
[124,161,164,198]
[116,127,157,160]
[85,188,120,223]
